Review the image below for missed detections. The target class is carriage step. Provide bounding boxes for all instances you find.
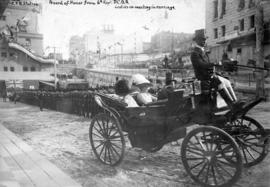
[165,127,187,143]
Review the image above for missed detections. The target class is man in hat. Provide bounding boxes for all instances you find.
[191,29,242,111]
[157,71,177,100]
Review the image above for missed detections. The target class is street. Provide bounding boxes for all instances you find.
[0,100,269,187]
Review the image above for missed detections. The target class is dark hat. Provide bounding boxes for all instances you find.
[193,29,207,41]
[165,72,177,85]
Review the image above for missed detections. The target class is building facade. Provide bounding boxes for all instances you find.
[150,31,193,53]
[205,0,270,65]
[0,0,54,82]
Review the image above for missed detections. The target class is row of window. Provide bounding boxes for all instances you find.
[1,52,16,58]
[213,15,255,39]
[214,0,255,19]
[0,15,6,21]
[3,66,36,72]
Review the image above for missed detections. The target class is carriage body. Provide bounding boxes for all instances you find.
[89,85,269,187]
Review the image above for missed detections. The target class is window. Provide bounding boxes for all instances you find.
[213,0,218,19]
[9,52,15,57]
[214,28,218,39]
[3,66,8,72]
[0,15,6,21]
[221,0,226,17]
[10,67,15,72]
[248,0,255,8]
[238,0,245,10]
[25,38,31,43]
[30,67,36,72]
[250,15,255,29]
[221,25,226,37]
[237,48,242,54]
[23,66,28,71]
[239,19,245,31]
[1,52,7,57]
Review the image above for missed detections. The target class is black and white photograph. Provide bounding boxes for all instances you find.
[0,0,270,186]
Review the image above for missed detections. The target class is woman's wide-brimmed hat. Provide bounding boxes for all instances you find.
[129,74,152,88]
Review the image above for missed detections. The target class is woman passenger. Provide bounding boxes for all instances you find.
[115,79,139,107]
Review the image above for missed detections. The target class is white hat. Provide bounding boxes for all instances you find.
[129,74,151,88]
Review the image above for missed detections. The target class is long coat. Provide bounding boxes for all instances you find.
[190,47,213,81]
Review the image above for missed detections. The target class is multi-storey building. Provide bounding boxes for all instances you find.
[0,0,54,75]
[205,0,270,65]
[150,31,193,53]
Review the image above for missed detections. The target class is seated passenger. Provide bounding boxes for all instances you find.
[157,71,177,100]
[129,74,157,105]
[115,79,139,108]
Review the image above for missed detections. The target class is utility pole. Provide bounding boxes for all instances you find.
[53,47,57,89]
[255,0,265,98]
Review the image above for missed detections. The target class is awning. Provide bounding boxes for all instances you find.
[0,0,9,15]
[8,42,57,64]
[216,32,255,46]
[217,28,270,46]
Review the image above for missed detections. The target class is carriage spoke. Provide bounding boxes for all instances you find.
[187,144,204,152]
[211,165,218,186]
[213,163,226,183]
[186,148,204,157]
[189,160,205,170]
[96,120,106,135]
[103,144,108,163]
[188,141,203,151]
[241,146,249,163]
[107,145,112,164]
[110,143,121,158]
[110,141,122,150]
[107,123,115,136]
[204,164,210,184]
[194,135,207,151]
[109,135,122,140]
[203,131,210,151]
[244,136,261,141]
[94,141,105,150]
[93,125,104,137]
[92,132,104,139]
[196,162,207,178]
[107,144,117,162]
[216,158,235,168]
[216,161,233,177]
[247,145,263,154]
[244,146,256,160]
[98,142,106,159]
[101,119,109,135]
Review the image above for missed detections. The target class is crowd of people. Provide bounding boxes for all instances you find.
[7,86,115,118]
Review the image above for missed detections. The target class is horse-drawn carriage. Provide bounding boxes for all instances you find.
[89,75,269,187]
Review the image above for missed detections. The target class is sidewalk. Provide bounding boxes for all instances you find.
[0,123,82,187]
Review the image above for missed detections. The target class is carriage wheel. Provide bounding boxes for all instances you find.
[230,116,267,167]
[89,113,125,166]
[181,126,242,187]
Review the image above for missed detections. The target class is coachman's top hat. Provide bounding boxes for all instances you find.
[165,72,177,85]
[193,29,207,41]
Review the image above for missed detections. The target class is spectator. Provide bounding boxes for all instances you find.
[157,72,177,100]
[115,79,138,107]
[129,74,157,105]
